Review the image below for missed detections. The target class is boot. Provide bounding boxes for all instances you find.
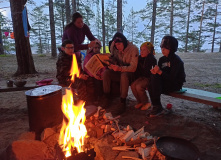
[101,93,111,109]
[147,105,164,118]
[114,98,126,115]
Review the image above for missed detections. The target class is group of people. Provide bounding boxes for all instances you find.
[56,12,186,117]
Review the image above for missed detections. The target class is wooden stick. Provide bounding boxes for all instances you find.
[125,138,148,146]
[122,156,142,160]
[114,120,121,131]
[98,131,113,140]
[96,115,120,126]
[149,138,157,160]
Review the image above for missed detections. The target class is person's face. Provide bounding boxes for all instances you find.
[140,46,150,58]
[93,44,101,54]
[161,48,170,57]
[115,42,124,52]
[74,18,84,28]
[62,44,74,55]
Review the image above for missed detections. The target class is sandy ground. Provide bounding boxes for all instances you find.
[0,52,221,160]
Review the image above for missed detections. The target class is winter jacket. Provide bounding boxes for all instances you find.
[110,41,139,72]
[135,54,157,79]
[56,50,82,86]
[158,52,186,90]
[62,24,96,51]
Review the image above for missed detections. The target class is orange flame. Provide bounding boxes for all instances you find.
[70,54,80,82]
[59,54,87,157]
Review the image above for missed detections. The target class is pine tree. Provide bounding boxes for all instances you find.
[9,0,37,75]
[49,0,57,58]
[204,0,220,52]
[124,7,140,45]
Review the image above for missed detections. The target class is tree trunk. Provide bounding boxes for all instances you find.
[219,40,221,52]
[185,0,191,52]
[131,8,134,42]
[65,0,71,24]
[72,0,76,13]
[117,0,122,33]
[9,0,37,76]
[0,23,4,55]
[170,0,173,36]
[49,0,57,58]
[197,1,204,52]
[211,4,217,53]
[102,0,106,53]
[38,25,43,54]
[151,0,157,44]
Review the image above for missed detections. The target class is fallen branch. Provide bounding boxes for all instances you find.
[122,156,142,160]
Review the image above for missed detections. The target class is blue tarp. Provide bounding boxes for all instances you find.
[22,6,28,37]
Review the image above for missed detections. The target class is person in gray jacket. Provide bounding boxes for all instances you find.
[102,32,139,115]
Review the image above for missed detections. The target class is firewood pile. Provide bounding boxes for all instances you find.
[85,106,167,160]
[3,106,167,160]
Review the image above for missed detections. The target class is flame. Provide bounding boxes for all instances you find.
[70,54,80,82]
[59,54,87,157]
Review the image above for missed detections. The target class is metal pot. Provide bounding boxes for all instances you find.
[156,136,201,160]
[25,85,63,139]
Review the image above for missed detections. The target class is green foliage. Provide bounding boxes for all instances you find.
[0,54,13,57]
[29,5,50,54]
[195,83,221,89]
[38,54,46,57]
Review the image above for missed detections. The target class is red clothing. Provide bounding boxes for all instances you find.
[62,23,96,51]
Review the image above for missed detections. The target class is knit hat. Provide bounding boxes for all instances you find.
[111,32,128,50]
[160,35,178,52]
[140,42,155,55]
[87,39,102,54]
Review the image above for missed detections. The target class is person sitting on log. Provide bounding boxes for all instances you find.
[101,32,139,115]
[147,35,186,117]
[131,42,157,111]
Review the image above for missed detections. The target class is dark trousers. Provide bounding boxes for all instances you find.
[148,74,182,107]
[103,69,134,98]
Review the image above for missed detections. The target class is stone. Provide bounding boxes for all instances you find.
[9,140,53,160]
[115,151,139,160]
[94,136,118,160]
[41,128,57,141]
[18,132,36,140]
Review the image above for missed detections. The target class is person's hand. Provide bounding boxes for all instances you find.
[109,64,121,71]
[150,65,162,75]
[110,40,115,52]
[88,41,96,48]
[79,74,89,80]
[150,65,158,74]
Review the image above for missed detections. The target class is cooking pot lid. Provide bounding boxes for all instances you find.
[156,136,200,160]
[27,85,62,96]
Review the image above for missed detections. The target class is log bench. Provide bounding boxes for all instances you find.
[0,82,59,93]
[1,83,220,109]
[0,85,39,92]
[168,87,221,108]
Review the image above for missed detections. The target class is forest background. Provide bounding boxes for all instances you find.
[0,0,221,57]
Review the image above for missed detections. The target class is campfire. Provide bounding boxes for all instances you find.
[5,53,200,160]
[58,54,92,159]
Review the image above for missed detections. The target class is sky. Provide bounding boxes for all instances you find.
[0,0,220,52]
[0,0,145,18]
